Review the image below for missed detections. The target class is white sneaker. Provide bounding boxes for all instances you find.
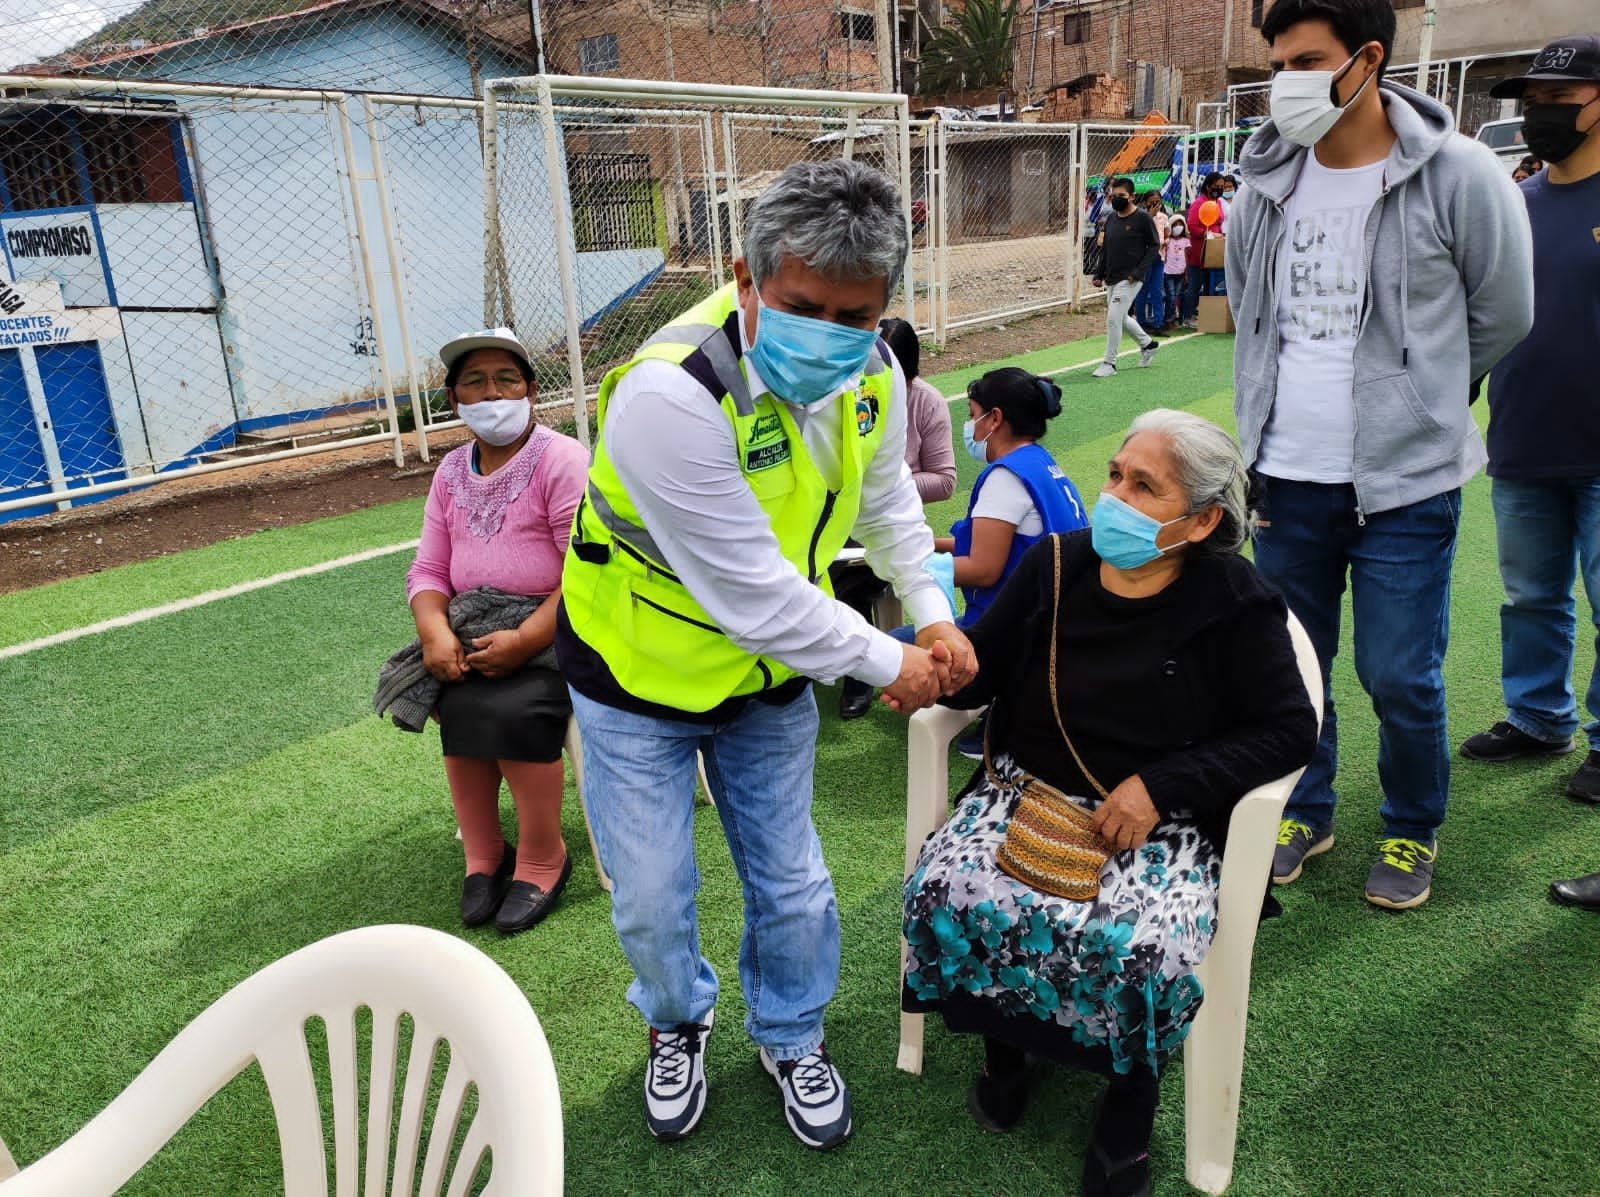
[1139,341,1160,368]
[1091,362,1117,379]
[759,1042,853,1149]
[644,1008,713,1141]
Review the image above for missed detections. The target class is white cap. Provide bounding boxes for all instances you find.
[439,327,532,372]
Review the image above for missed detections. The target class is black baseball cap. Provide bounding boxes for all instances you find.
[1490,35,1600,99]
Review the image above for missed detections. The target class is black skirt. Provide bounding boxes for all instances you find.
[435,665,570,762]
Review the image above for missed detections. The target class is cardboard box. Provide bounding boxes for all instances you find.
[1196,295,1235,334]
[1202,233,1226,269]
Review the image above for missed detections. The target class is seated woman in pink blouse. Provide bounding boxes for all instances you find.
[406,328,588,934]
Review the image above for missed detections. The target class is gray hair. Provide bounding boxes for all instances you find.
[1124,408,1252,553]
[742,159,909,301]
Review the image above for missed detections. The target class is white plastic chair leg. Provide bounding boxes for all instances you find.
[696,751,716,807]
[564,716,613,894]
[898,704,985,1075]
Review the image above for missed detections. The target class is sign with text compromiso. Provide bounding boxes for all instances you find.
[0,211,109,307]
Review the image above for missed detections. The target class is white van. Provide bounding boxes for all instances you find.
[1475,117,1528,173]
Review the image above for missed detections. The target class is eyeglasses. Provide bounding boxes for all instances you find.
[454,370,528,393]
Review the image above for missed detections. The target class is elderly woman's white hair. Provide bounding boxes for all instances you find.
[1124,408,1252,553]
[742,159,909,301]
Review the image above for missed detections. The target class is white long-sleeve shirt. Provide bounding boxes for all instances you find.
[603,346,952,689]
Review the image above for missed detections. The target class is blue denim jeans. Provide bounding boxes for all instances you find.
[1251,477,1462,842]
[1491,476,1600,751]
[1163,274,1184,326]
[569,685,839,1059]
[1135,260,1166,328]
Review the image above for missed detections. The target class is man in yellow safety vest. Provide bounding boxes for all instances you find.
[556,159,975,1150]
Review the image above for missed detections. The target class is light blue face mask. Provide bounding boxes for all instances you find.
[961,411,993,463]
[1091,490,1190,570]
[747,291,880,407]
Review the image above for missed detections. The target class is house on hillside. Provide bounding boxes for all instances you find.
[0,0,664,519]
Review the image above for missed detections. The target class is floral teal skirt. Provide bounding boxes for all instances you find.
[902,753,1221,1075]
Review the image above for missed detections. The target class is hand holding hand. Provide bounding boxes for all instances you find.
[421,631,469,683]
[1090,774,1161,853]
[881,643,943,714]
[464,629,531,678]
[915,621,978,694]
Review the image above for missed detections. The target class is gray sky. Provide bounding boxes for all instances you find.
[4,0,141,66]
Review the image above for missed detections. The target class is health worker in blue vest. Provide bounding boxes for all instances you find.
[938,367,1088,626]
[555,160,977,1152]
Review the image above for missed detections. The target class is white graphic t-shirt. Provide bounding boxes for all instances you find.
[1256,152,1386,482]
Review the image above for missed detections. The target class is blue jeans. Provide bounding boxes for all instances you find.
[1491,476,1600,751]
[570,685,839,1059]
[1163,274,1184,326]
[1135,260,1165,328]
[1251,477,1462,842]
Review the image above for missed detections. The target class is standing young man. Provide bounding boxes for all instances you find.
[1454,36,1600,906]
[1227,0,1533,909]
[1092,176,1161,379]
[559,159,976,1149]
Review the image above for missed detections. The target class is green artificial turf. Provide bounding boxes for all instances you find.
[3,334,1598,1196]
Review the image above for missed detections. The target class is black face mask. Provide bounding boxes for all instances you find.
[1111,194,1133,212]
[1521,101,1595,164]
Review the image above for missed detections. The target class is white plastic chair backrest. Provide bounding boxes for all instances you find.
[0,924,562,1197]
[1285,610,1324,728]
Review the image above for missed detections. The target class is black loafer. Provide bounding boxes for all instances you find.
[1550,871,1600,912]
[838,678,873,721]
[495,854,573,934]
[461,842,516,927]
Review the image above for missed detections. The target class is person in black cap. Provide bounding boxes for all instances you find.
[1455,34,1600,912]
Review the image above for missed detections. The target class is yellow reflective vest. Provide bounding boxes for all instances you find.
[561,284,895,713]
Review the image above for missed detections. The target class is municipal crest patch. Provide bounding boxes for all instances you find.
[855,394,878,437]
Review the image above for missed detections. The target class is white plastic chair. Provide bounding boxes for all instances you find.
[897,612,1322,1196]
[0,924,563,1197]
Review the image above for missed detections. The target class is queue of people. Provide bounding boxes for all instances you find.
[367,10,1598,1190]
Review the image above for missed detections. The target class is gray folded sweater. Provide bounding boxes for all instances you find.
[374,587,560,733]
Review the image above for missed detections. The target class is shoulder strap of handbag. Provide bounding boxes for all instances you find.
[983,534,1110,799]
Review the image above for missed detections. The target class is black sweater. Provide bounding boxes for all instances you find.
[945,530,1318,856]
[1101,207,1161,285]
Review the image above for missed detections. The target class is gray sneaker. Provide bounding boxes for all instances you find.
[1272,818,1333,885]
[1364,838,1437,911]
[1139,340,1159,368]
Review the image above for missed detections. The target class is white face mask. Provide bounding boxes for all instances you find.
[457,397,531,446]
[1269,50,1376,147]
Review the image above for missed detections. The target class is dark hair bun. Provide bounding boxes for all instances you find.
[1035,376,1063,418]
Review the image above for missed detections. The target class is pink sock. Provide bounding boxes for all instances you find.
[500,758,567,889]
[444,755,506,876]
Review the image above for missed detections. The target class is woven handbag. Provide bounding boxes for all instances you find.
[991,535,1114,902]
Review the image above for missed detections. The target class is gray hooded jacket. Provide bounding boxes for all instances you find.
[1226,82,1533,516]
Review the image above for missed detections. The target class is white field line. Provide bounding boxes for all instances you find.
[940,332,1203,403]
[0,539,419,660]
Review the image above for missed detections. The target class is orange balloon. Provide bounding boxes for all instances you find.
[1197,199,1221,228]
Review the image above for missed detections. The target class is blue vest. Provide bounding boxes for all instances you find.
[950,442,1088,625]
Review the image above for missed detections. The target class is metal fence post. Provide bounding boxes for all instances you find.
[333,94,405,468]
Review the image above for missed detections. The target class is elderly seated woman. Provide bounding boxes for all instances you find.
[902,409,1317,1197]
[378,328,587,935]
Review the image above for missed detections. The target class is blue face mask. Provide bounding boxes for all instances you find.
[961,411,992,463]
[746,291,880,407]
[1091,490,1189,570]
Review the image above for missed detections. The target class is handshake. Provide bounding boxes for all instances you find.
[881,621,980,715]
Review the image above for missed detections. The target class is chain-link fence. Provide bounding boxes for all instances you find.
[0,77,413,520]
[929,119,1076,337]
[481,76,913,444]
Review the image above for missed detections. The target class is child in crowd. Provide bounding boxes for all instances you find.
[1163,215,1191,329]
